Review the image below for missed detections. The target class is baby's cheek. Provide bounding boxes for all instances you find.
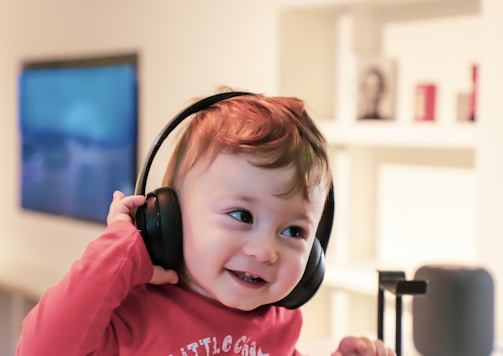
[279,253,308,293]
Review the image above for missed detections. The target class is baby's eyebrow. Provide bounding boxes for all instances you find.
[217,192,257,204]
[292,212,317,226]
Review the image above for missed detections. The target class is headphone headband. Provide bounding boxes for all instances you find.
[134,91,253,195]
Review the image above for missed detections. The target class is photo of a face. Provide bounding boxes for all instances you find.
[357,58,396,121]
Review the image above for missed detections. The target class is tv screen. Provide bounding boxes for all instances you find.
[19,54,138,224]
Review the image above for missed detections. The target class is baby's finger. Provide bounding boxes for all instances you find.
[150,266,179,285]
[335,336,368,355]
[107,193,146,225]
[358,337,375,355]
[121,195,146,209]
[113,190,125,201]
[368,339,395,356]
[385,345,395,356]
[374,339,388,356]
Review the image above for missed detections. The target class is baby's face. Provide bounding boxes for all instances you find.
[177,153,326,311]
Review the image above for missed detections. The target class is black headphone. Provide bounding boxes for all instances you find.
[134,91,335,309]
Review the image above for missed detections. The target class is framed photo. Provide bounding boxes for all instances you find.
[356,57,396,121]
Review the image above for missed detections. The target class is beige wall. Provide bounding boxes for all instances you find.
[478,0,503,342]
[0,0,280,296]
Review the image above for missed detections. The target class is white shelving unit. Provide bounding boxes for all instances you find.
[278,0,485,354]
[318,120,477,149]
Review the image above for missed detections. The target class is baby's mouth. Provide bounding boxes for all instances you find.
[229,270,266,284]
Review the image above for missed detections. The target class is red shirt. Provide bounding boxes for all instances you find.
[17,220,303,355]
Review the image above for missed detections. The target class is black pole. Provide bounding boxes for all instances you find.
[395,295,402,356]
[378,288,385,341]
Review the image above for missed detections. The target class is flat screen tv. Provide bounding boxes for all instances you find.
[19,54,138,224]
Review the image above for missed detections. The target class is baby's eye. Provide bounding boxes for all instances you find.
[281,226,306,239]
[228,210,253,224]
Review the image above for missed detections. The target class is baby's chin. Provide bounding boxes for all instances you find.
[216,291,289,311]
[201,288,273,311]
[180,270,282,311]
[219,298,267,312]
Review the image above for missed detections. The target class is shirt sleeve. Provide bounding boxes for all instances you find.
[16,220,153,356]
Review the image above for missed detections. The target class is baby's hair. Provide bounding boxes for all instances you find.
[163,93,331,201]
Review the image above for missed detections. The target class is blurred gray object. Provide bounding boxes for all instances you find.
[413,265,494,356]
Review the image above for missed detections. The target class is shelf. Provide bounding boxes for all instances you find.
[317,120,477,150]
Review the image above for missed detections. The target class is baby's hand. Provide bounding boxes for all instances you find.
[332,336,395,356]
[107,191,179,285]
[106,191,146,226]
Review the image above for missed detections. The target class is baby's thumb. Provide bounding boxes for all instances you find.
[149,266,179,285]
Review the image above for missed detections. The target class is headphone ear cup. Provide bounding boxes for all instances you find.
[276,238,325,309]
[276,185,334,308]
[135,187,184,270]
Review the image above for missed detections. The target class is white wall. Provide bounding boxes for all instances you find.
[478,0,503,342]
[0,0,280,297]
[0,1,15,239]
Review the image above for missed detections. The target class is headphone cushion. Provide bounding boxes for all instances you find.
[136,187,184,270]
[276,238,325,309]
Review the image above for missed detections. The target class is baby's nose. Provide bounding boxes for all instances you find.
[242,233,279,264]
